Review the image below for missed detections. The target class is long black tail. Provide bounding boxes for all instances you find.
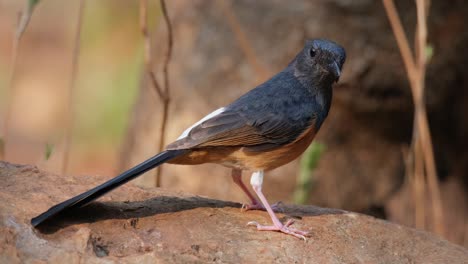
[31,149,188,227]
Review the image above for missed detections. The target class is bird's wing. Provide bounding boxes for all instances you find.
[167,69,320,151]
[167,107,316,152]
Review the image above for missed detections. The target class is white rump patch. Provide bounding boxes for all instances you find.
[177,107,225,140]
[250,171,264,187]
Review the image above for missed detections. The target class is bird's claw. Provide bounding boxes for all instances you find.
[247,219,308,240]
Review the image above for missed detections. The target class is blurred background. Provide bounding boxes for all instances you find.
[0,0,467,248]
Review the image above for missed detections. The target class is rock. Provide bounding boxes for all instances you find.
[1,161,467,263]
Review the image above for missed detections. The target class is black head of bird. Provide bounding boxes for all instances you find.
[293,39,346,85]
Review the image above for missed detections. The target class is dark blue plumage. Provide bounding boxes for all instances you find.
[171,39,345,151]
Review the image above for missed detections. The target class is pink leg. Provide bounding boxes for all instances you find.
[231,169,258,205]
[247,171,308,240]
[231,169,282,212]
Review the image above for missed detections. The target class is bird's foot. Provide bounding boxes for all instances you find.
[247,219,308,240]
[241,201,284,212]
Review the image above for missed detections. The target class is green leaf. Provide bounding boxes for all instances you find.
[44,142,54,161]
[294,142,326,204]
[425,44,434,61]
[0,137,4,159]
[28,0,40,12]
[16,0,41,39]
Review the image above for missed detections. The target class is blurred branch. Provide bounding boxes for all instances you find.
[414,0,444,238]
[153,0,173,187]
[217,0,270,82]
[1,0,40,160]
[383,0,444,236]
[139,0,173,187]
[381,0,417,81]
[161,0,173,94]
[62,0,85,175]
[140,0,165,100]
[413,134,425,229]
[0,139,3,160]
[464,219,468,248]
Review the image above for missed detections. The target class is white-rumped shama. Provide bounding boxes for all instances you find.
[31,39,346,239]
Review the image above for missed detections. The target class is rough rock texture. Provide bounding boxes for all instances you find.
[1,161,467,263]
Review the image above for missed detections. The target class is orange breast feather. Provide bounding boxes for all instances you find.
[168,124,317,171]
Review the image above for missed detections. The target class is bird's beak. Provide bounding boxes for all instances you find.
[331,60,341,82]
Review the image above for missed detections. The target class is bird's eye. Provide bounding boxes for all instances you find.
[309,48,316,58]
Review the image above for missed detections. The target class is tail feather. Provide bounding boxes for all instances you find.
[31,149,188,227]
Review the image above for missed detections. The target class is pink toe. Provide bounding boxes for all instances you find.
[247,219,308,239]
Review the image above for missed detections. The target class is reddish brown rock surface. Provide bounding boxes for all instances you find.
[1,161,467,263]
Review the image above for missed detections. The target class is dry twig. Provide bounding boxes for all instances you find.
[464,219,468,248]
[62,0,85,175]
[383,0,444,236]
[140,0,165,100]
[2,1,40,160]
[413,135,426,229]
[139,0,173,187]
[0,32,18,160]
[218,0,270,82]
[153,0,173,187]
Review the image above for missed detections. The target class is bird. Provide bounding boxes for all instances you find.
[31,39,346,239]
